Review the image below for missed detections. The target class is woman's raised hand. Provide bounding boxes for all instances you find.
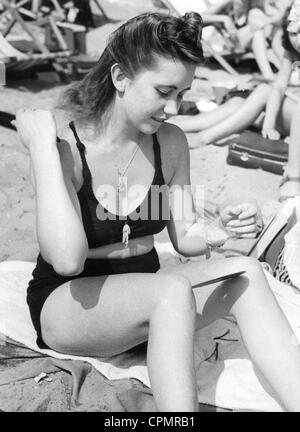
[15,108,58,152]
[220,203,263,239]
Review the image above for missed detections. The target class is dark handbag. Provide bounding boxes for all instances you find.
[0,111,16,131]
[226,130,288,175]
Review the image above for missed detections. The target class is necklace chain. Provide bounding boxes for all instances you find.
[116,144,139,249]
[117,144,140,179]
[117,144,139,195]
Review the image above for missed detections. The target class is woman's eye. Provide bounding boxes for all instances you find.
[157,89,170,97]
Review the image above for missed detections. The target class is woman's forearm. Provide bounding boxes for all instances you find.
[31,147,88,275]
[88,236,154,259]
[176,218,228,258]
[176,231,207,258]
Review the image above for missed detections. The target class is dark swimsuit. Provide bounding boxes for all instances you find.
[27,122,169,348]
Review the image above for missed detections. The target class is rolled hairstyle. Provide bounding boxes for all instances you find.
[59,12,204,125]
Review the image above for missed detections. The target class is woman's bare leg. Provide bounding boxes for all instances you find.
[246,8,276,80]
[267,48,281,70]
[191,84,271,147]
[285,101,300,178]
[40,272,198,412]
[251,30,275,80]
[271,28,285,63]
[277,97,296,136]
[277,99,300,198]
[159,256,300,411]
[168,97,244,133]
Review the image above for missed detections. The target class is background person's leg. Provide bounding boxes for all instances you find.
[278,99,300,199]
[271,28,285,63]
[267,47,281,70]
[251,30,275,80]
[168,97,244,133]
[276,96,296,135]
[191,84,271,147]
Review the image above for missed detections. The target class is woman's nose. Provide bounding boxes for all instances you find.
[164,99,179,117]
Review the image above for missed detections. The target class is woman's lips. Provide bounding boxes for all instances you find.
[151,117,166,123]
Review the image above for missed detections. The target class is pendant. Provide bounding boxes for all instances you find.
[118,173,127,193]
[118,177,126,193]
[122,222,131,248]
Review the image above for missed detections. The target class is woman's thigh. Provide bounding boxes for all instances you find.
[158,256,263,327]
[40,272,190,356]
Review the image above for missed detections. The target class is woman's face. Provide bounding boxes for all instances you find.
[121,55,196,134]
[288,22,300,54]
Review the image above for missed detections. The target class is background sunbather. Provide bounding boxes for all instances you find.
[168,1,300,200]
[202,0,292,80]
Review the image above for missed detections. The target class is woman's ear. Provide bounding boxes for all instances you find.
[111,63,128,93]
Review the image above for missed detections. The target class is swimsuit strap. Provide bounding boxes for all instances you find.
[153,132,165,185]
[69,120,86,152]
[69,121,92,182]
[69,122,164,186]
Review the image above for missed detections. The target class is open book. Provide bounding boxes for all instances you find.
[192,270,246,288]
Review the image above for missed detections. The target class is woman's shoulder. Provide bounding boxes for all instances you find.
[157,122,189,159]
[156,122,190,183]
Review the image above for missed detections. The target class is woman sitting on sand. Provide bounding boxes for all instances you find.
[15,12,300,412]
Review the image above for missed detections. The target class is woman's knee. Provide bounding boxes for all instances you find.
[233,256,263,276]
[218,256,263,297]
[208,257,264,315]
[155,274,196,315]
[226,256,265,300]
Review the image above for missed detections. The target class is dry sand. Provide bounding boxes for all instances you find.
[0,1,286,413]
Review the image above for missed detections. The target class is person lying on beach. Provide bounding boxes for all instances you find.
[169,2,300,200]
[15,12,300,412]
[201,0,292,80]
[262,0,300,200]
[161,0,288,77]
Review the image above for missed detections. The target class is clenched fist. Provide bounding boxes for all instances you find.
[15,108,58,153]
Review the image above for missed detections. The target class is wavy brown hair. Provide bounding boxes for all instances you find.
[59,12,204,125]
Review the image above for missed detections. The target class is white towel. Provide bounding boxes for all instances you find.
[1,258,300,412]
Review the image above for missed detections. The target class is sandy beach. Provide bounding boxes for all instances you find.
[0,0,289,413]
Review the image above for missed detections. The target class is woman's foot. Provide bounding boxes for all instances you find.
[279,176,300,202]
[187,131,212,149]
